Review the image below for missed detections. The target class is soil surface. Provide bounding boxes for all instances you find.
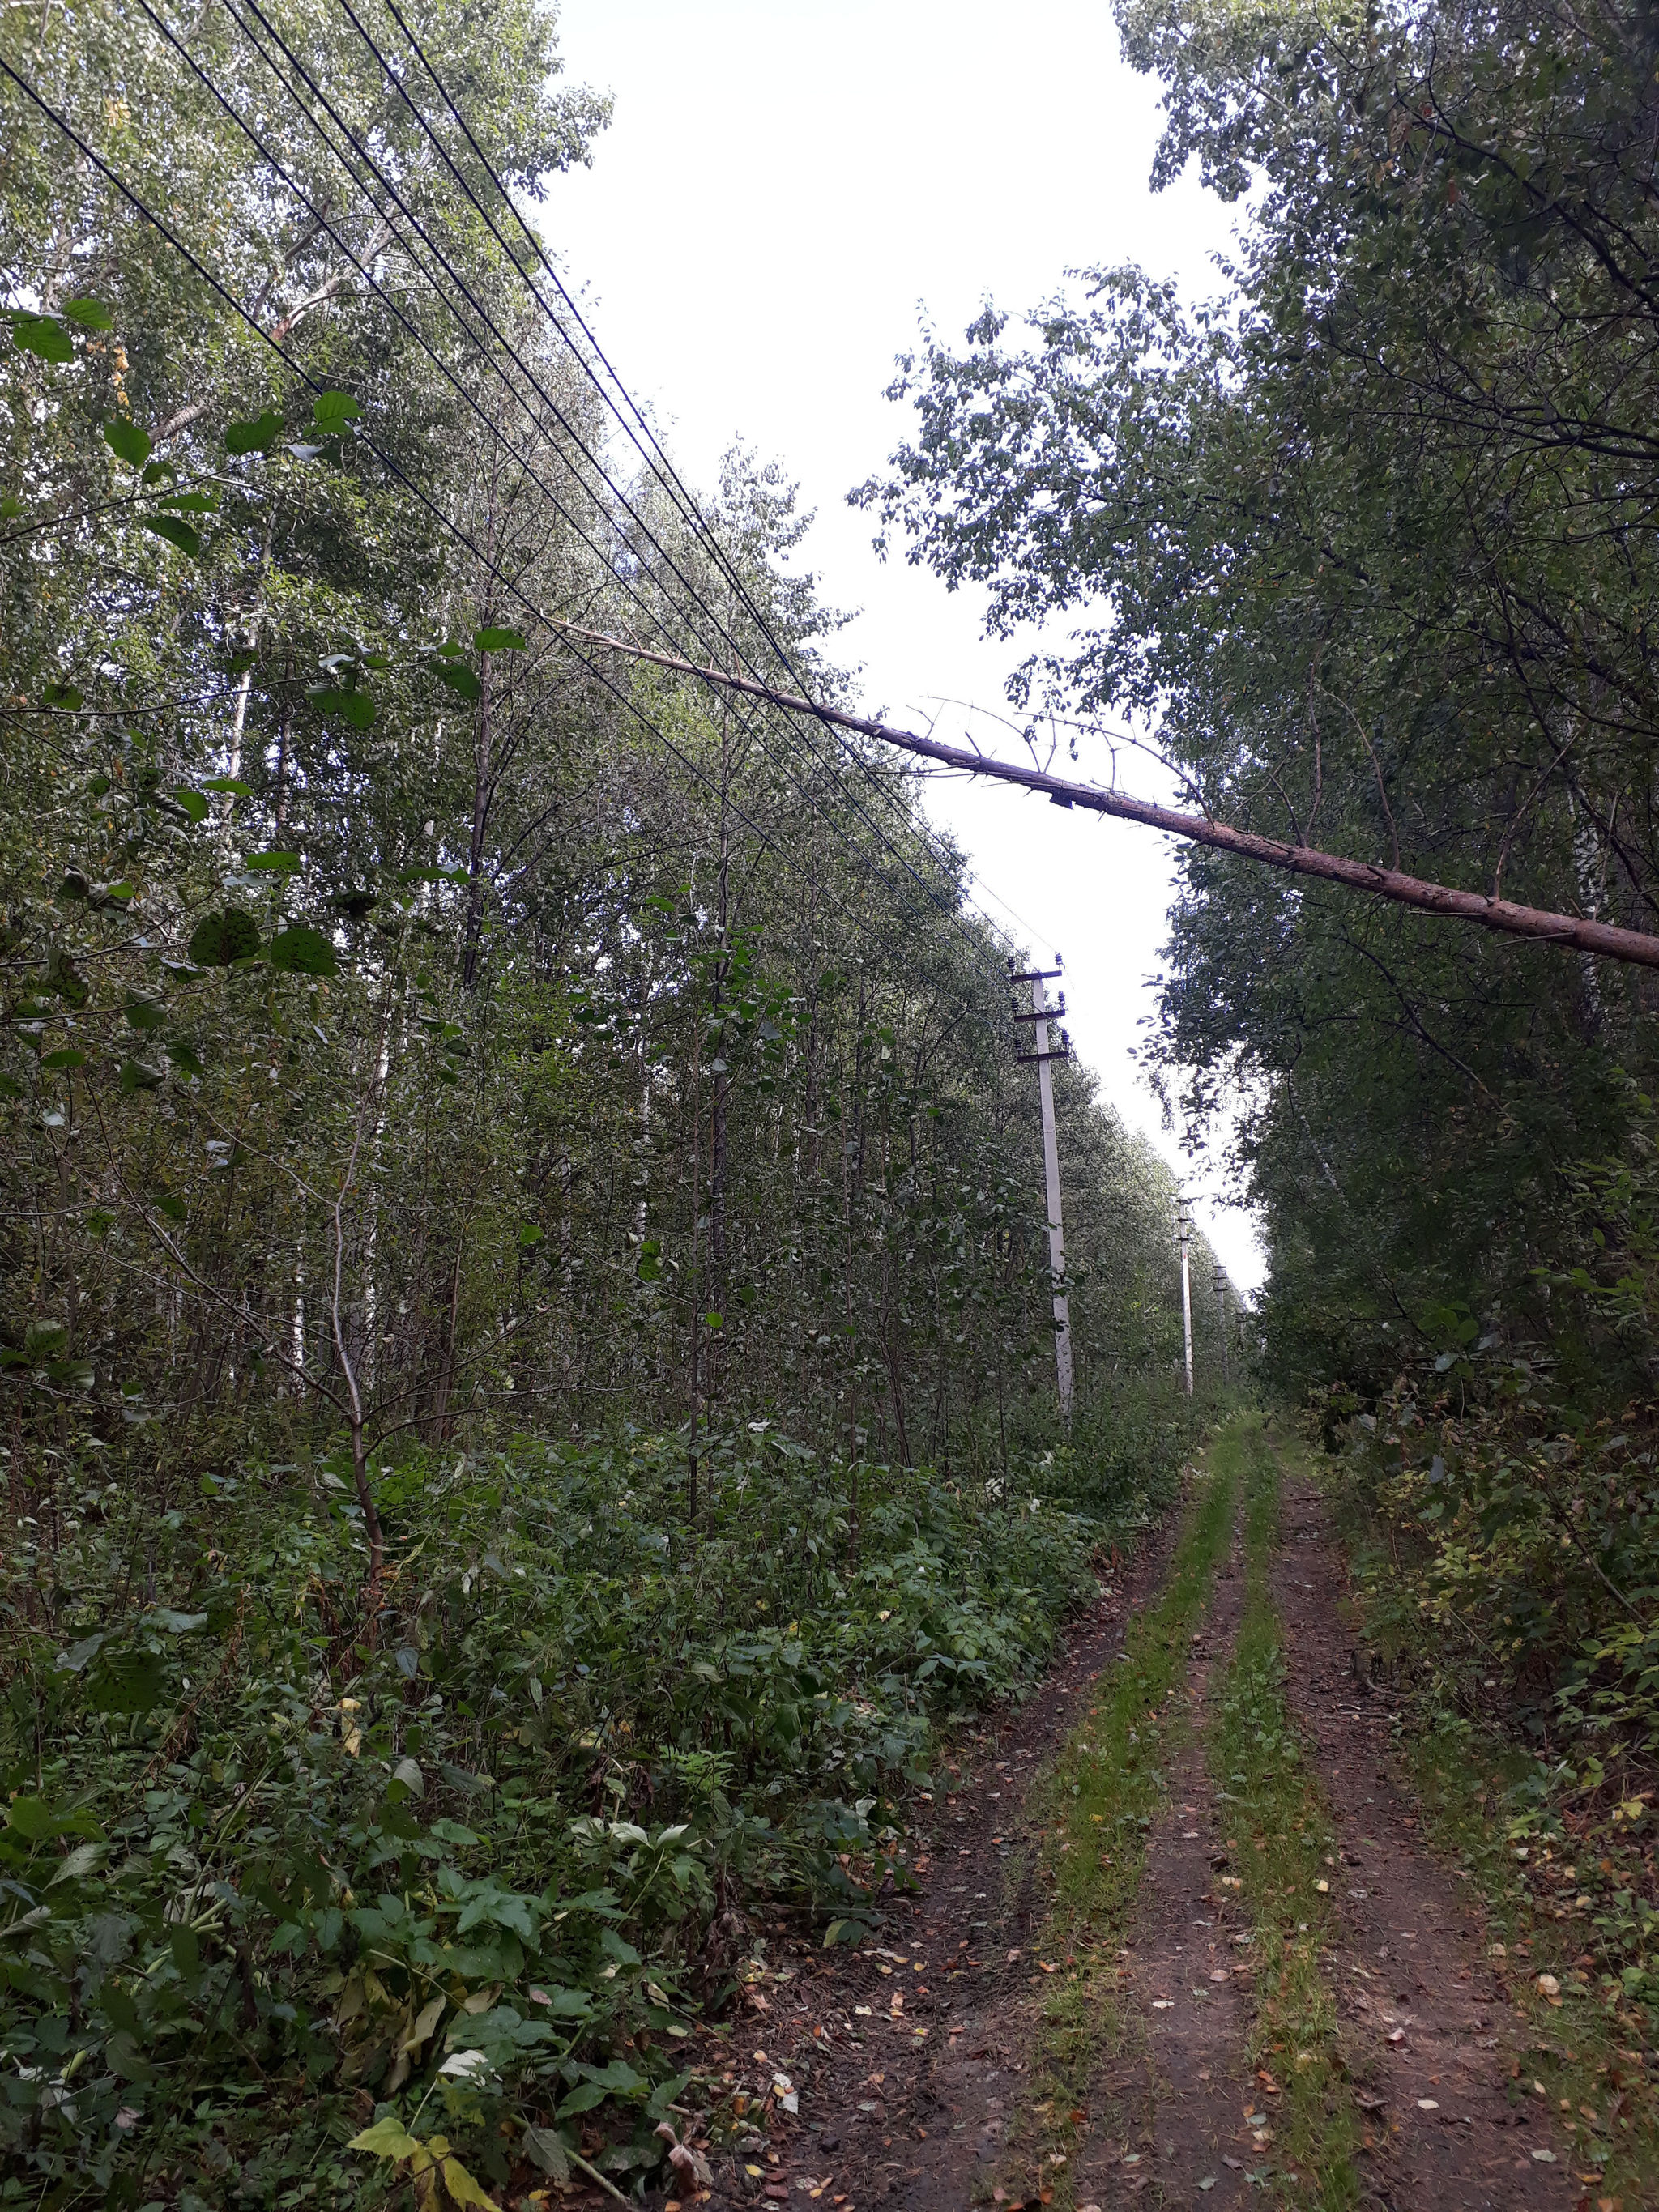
[1270,1463,1572,2211]
[681,1510,1187,2212]
[1071,1515,1256,2207]
[572,1437,1587,2212]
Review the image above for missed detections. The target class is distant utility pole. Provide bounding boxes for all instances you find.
[1176,1194,1195,1398]
[1010,956,1074,1423]
[1213,1262,1229,1389]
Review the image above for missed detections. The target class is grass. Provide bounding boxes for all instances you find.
[1207,1421,1362,2208]
[987,1427,1241,2206]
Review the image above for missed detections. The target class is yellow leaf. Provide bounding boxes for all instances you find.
[347,2116,421,2159]
[401,1992,446,2053]
[440,2153,501,2210]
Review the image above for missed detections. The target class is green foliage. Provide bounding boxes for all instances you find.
[0,1426,1116,2202]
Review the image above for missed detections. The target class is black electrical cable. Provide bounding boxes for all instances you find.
[222,0,987,948]
[358,0,1004,931]
[211,0,975,947]
[130,0,938,942]
[0,58,1008,987]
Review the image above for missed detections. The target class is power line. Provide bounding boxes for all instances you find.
[211,0,975,951]
[314,0,1030,955]
[0,52,1009,995]
[129,0,958,953]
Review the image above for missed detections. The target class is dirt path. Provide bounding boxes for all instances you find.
[689,1511,1186,2212]
[1271,1459,1572,2211]
[668,1431,1583,2212]
[1073,1511,1254,2205]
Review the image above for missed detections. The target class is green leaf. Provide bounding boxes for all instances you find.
[156,489,218,514]
[187,909,261,965]
[312,390,361,430]
[329,887,378,918]
[202,777,252,795]
[474,626,527,653]
[61,297,113,331]
[347,2117,423,2160]
[225,409,284,454]
[46,951,89,1007]
[118,1059,164,1093]
[123,994,167,1031]
[164,1040,205,1077]
[153,1191,186,1222]
[140,460,176,488]
[556,2083,609,2118]
[141,514,202,559]
[103,417,151,467]
[103,2028,154,2082]
[171,787,210,823]
[267,924,338,978]
[518,1223,544,1249]
[522,2125,569,2180]
[40,1049,86,1071]
[245,850,301,873]
[432,660,482,702]
[148,1608,207,1634]
[87,1649,165,1715]
[5,1796,63,1840]
[41,682,83,710]
[7,313,72,364]
[308,685,376,728]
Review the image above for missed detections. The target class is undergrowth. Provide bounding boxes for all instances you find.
[1320,1392,1659,2204]
[1401,1727,1659,2207]
[0,1420,1157,2210]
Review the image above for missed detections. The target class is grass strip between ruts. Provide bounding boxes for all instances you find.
[988,1430,1241,2206]
[1206,1421,1362,2208]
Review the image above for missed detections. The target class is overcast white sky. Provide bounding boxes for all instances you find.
[538,0,1265,1291]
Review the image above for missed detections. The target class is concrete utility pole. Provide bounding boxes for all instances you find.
[1214,1262,1230,1389]
[1010,958,1073,1423]
[1177,1196,1195,1398]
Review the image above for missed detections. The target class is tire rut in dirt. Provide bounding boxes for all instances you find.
[1075,1511,1257,2206]
[1270,1461,1573,2210]
[699,1512,1188,2212]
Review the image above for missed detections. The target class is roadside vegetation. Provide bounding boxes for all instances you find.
[2,1420,1180,2205]
[0,2,1239,2203]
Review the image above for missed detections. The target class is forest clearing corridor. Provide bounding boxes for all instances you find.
[689,1421,1589,2212]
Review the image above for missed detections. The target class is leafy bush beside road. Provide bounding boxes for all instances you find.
[0,1421,1166,2205]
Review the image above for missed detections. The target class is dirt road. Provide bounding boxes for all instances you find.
[625,1421,1600,2212]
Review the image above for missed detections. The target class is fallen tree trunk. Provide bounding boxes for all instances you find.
[559,620,1659,973]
